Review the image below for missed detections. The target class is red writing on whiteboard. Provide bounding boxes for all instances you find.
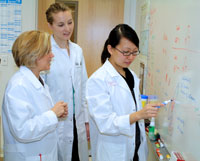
[176,25,180,31]
[163,33,168,40]
[174,37,180,43]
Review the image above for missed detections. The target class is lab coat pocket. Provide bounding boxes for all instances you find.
[25,155,41,161]
[25,145,57,161]
[25,153,56,161]
[97,140,126,161]
[74,66,82,86]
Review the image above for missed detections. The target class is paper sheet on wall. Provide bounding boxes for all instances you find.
[0,0,22,54]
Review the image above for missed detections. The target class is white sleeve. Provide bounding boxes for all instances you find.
[3,84,58,143]
[86,77,133,136]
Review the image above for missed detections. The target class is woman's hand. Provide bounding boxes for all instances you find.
[138,103,163,119]
[129,103,163,124]
[51,101,68,118]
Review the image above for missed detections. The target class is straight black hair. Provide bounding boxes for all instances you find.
[101,24,139,64]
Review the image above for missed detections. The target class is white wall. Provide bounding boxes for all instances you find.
[124,0,150,90]
[22,0,38,31]
[124,0,137,30]
[0,0,38,156]
[124,0,146,77]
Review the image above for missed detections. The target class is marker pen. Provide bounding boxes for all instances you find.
[158,139,164,148]
[162,99,173,105]
[155,142,160,148]
[166,154,171,159]
[39,153,42,161]
[156,151,163,160]
[156,148,160,153]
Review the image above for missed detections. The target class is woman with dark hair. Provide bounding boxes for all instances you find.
[86,24,163,161]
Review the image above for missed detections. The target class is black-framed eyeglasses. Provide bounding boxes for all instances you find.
[115,47,140,56]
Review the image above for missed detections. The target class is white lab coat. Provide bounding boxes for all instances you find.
[86,60,148,161]
[42,36,89,161]
[2,66,58,161]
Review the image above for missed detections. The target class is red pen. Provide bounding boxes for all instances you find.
[39,153,42,161]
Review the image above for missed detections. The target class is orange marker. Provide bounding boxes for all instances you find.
[156,148,160,153]
[156,151,163,160]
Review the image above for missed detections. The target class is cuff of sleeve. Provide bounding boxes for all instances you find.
[115,114,134,136]
[46,110,58,124]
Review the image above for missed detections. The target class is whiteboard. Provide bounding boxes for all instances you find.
[146,0,200,161]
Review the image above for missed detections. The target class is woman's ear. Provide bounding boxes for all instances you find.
[107,45,114,56]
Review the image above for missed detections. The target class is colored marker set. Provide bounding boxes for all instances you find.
[156,142,185,161]
[152,133,172,160]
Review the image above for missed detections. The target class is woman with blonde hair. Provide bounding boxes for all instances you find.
[2,30,68,161]
[43,3,89,161]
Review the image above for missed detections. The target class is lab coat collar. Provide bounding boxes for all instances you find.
[103,59,140,90]
[20,66,43,89]
[51,35,75,84]
[103,59,130,92]
[103,59,121,77]
[51,35,58,48]
[51,35,74,50]
[103,59,139,80]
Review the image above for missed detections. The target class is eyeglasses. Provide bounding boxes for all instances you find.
[115,47,140,56]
